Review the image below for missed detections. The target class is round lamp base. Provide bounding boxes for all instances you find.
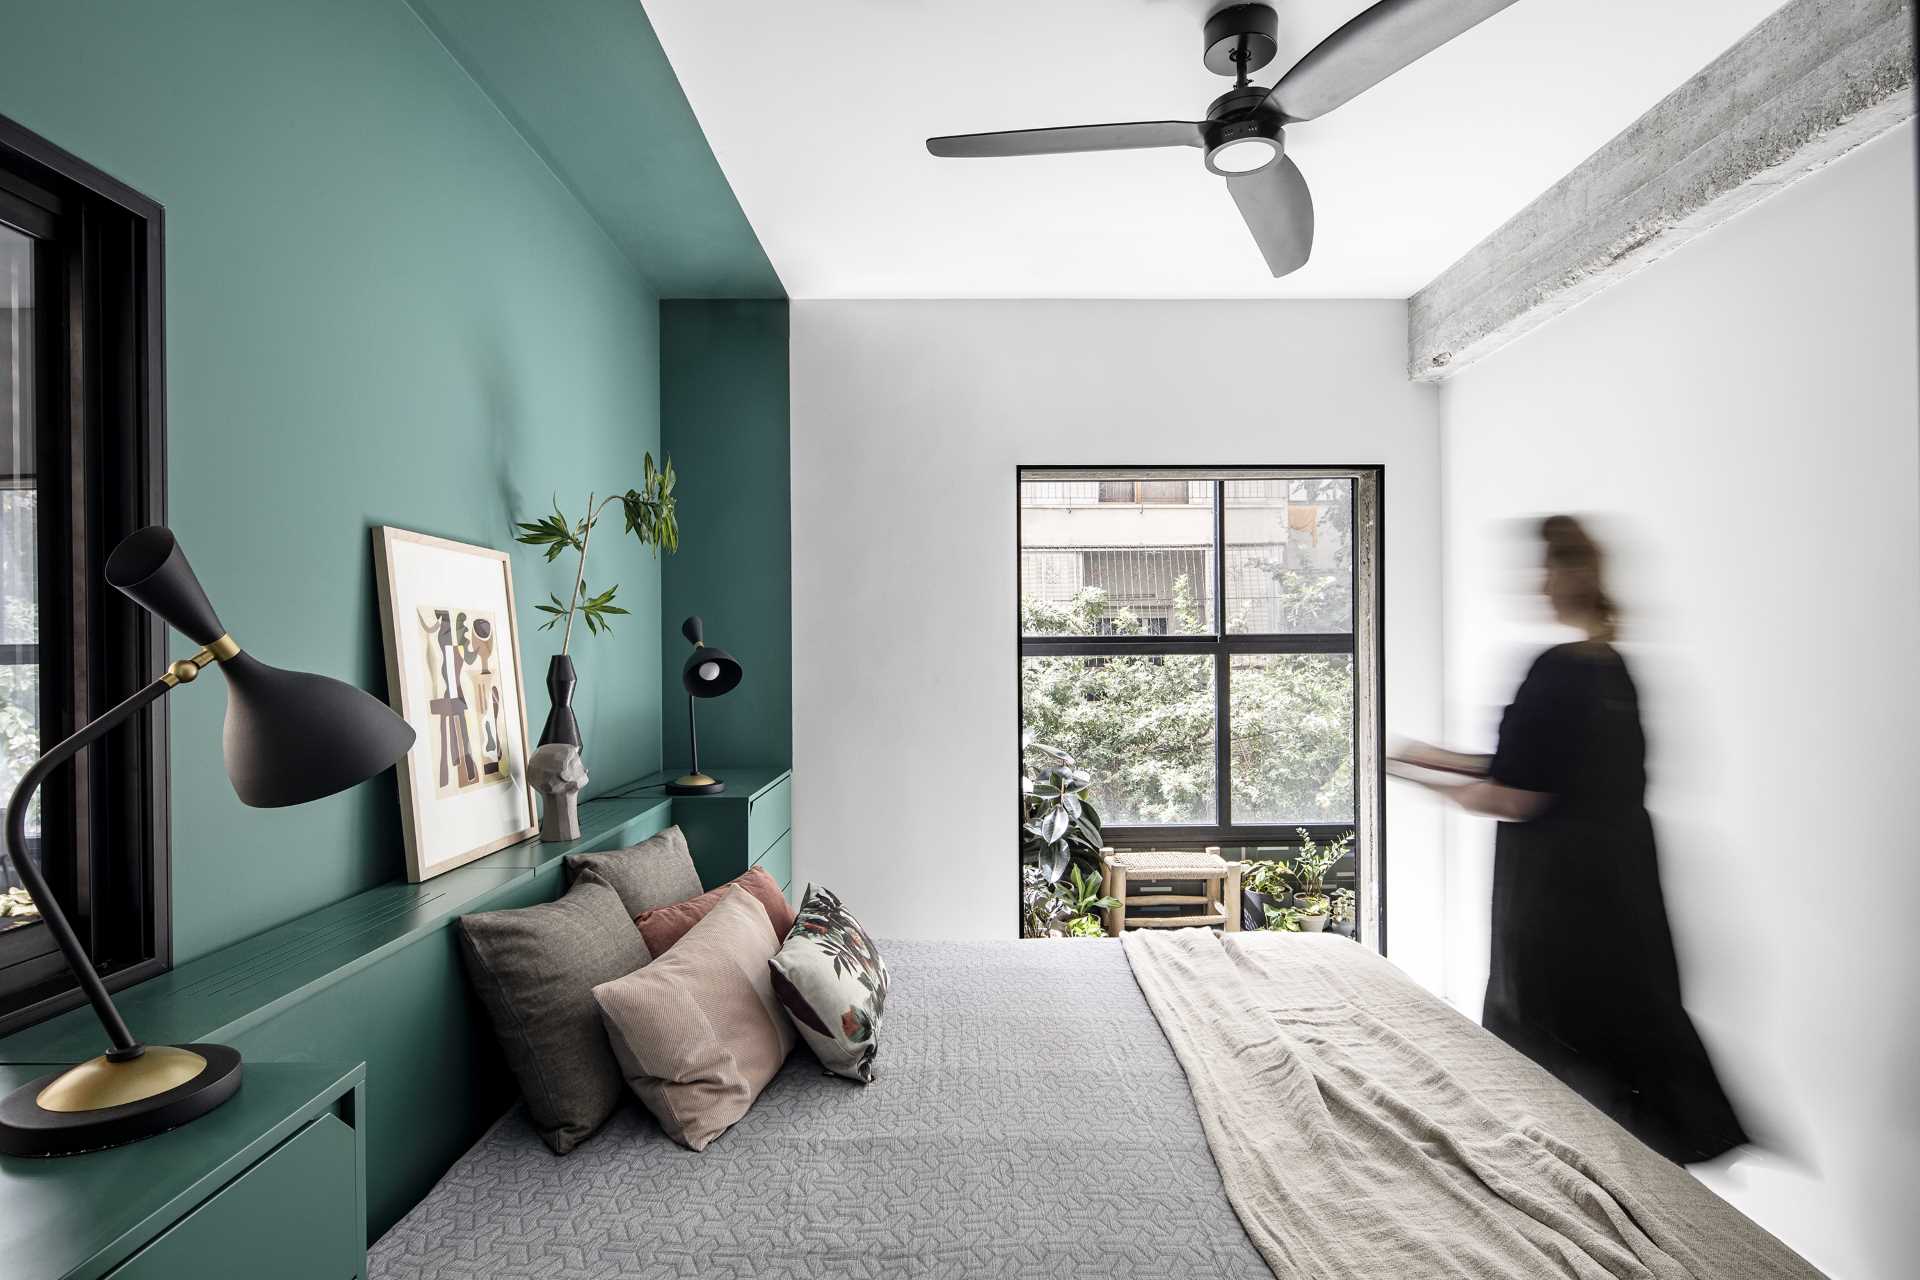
[665,773,726,796]
[0,1042,242,1157]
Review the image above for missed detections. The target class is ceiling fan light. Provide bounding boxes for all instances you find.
[1205,134,1281,177]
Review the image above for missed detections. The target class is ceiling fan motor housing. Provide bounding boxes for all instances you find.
[1203,112,1284,178]
[1203,4,1280,78]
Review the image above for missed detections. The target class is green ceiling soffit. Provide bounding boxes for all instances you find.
[406,0,784,300]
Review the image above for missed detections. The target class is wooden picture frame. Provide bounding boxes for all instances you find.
[372,527,537,881]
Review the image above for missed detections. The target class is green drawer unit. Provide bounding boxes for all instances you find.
[0,1061,365,1280]
[752,830,793,897]
[111,1110,360,1280]
[628,767,793,891]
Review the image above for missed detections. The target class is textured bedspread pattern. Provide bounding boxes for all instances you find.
[1124,929,1823,1280]
[370,939,1272,1279]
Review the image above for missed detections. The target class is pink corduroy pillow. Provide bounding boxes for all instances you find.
[633,867,794,956]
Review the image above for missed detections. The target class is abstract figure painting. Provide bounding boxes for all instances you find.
[417,606,510,794]
[375,528,537,880]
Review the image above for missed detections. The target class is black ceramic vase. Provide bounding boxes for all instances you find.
[539,654,581,749]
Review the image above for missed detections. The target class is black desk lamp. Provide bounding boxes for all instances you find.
[665,615,741,796]
[0,526,415,1157]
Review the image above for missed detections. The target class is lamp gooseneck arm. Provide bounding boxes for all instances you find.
[5,668,188,1060]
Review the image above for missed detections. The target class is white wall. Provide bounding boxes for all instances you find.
[1438,122,1919,1280]
[791,300,1447,990]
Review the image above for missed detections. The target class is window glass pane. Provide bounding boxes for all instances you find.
[1229,653,1354,824]
[1022,653,1215,825]
[0,223,39,933]
[1223,477,1352,633]
[1021,479,1213,636]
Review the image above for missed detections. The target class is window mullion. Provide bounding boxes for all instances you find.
[1213,479,1230,831]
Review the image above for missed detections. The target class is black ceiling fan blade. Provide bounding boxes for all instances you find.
[1264,0,1519,122]
[1227,155,1314,277]
[927,121,1206,159]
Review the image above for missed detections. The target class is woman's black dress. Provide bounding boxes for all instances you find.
[1485,641,1747,1164]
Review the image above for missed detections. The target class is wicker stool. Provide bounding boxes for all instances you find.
[1101,847,1240,934]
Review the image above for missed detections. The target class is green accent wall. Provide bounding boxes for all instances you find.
[406,0,783,300]
[0,0,676,963]
[660,301,793,770]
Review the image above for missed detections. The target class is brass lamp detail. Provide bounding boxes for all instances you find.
[37,1047,208,1113]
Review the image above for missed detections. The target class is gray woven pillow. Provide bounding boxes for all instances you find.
[457,872,650,1154]
[565,825,703,916]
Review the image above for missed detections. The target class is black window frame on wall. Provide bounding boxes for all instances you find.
[0,112,169,1035]
[1016,465,1386,949]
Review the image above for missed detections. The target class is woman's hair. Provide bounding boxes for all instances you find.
[1540,514,1618,640]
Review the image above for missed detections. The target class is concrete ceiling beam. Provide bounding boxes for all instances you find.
[1408,0,1914,382]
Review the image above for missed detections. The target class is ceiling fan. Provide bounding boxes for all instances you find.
[926,1,1519,277]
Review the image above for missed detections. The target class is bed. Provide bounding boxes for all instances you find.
[369,934,1819,1280]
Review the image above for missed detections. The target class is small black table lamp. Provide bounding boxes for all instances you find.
[0,526,415,1157]
[666,615,741,796]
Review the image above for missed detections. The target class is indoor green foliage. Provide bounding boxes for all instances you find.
[1021,866,1068,939]
[1240,858,1291,898]
[1059,866,1118,921]
[1288,827,1352,899]
[1020,582,1352,825]
[1021,731,1104,883]
[1262,903,1303,932]
[1021,864,1116,939]
[1329,887,1356,925]
[513,453,677,653]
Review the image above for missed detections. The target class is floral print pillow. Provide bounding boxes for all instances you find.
[767,884,889,1083]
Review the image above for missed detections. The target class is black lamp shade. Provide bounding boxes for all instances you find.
[104,526,227,646]
[680,645,742,698]
[219,652,416,807]
[106,525,415,808]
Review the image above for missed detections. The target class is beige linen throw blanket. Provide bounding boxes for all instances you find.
[1124,930,1821,1280]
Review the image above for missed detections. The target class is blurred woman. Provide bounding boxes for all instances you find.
[1392,515,1746,1163]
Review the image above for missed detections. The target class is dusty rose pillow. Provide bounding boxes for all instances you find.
[634,867,794,955]
[592,888,796,1151]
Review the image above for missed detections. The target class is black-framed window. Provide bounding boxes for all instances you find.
[1018,467,1384,943]
[0,113,168,1034]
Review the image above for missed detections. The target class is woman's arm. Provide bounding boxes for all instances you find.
[1442,780,1550,822]
[1389,739,1492,777]
[1392,758,1551,821]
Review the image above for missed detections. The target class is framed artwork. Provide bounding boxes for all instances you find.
[373,527,536,880]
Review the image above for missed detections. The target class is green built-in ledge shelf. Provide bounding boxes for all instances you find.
[613,767,792,895]
[0,790,680,1255]
[0,768,791,1265]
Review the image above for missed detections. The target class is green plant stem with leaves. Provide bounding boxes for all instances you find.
[513,453,677,655]
[1262,904,1303,932]
[1021,731,1104,885]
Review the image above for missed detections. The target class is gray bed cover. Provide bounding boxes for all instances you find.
[370,938,1272,1279]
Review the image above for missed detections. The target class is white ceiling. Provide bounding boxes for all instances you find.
[641,1,1786,299]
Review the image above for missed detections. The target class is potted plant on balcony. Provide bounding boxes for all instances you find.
[1292,893,1331,933]
[1287,828,1351,905]
[1240,857,1291,930]
[1262,903,1303,932]
[1021,730,1104,883]
[1021,866,1069,938]
[1328,888,1357,938]
[1057,865,1119,938]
